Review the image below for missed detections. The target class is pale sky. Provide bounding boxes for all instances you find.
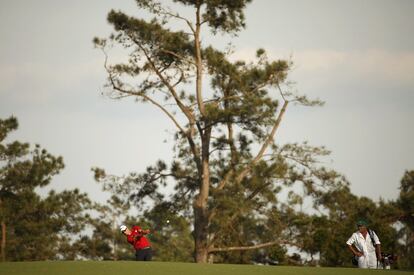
[0,0,413,203]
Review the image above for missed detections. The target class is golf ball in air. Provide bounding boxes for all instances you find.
[166,220,170,224]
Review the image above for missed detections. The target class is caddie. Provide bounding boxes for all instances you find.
[346,219,382,268]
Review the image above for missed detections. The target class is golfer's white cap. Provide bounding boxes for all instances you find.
[120,225,127,232]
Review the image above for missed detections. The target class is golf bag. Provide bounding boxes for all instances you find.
[351,255,358,266]
[367,230,397,269]
[380,253,397,269]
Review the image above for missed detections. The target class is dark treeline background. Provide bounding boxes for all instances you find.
[0,116,413,268]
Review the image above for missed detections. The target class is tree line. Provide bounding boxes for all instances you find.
[0,116,413,268]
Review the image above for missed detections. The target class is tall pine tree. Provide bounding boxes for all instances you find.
[94,0,344,263]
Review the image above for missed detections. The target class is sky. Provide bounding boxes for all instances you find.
[0,0,413,203]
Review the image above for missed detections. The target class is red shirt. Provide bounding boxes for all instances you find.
[127,226,151,250]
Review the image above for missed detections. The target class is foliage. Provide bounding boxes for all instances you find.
[311,185,400,267]
[141,206,194,262]
[0,116,91,261]
[395,170,414,269]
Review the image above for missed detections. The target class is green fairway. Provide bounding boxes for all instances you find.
[0,261,410,275]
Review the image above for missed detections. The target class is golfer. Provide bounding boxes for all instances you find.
[120,224,153,261]
[346,219,382,268]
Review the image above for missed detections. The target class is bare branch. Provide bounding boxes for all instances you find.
[194,4,206,118]
[127,38,202,173]
[100,48,188,137]
[235,99,289,184]
[136,0,195,35]
[209,240,295,253]
[108,74,187,135]
[172,66,186,88]
[160,9,196,35]
[129,36,195,123]
[276,82,288,102]
[109,94,133,100]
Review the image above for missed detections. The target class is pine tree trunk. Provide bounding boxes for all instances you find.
[113,215,117,261]
[113,239,117,261]
[194,205,209,263]
[1,221,5,262]
[194,127,211,263]
[0,197,5,262]
[193,169,210,263]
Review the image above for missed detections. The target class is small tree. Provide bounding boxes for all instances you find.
[77,195,132,260]
[396,170,414,268]
[94,0,344,263]
[0,116,91,261]
[313,184,400,267]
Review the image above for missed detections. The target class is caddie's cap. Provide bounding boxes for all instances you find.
[120,225,127,232]
[356,219,368,226]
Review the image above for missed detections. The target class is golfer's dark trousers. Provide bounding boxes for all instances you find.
[135,247,152,261]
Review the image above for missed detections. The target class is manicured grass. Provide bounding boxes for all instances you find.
[0,261,410,275]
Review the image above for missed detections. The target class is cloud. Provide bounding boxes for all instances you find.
[231,48,414,85]
[0,58,105,105]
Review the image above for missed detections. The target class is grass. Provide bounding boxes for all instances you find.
[0,261,411,275]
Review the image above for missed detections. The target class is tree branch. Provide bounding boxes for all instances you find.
[126,36,202,173]
[108,75,186,136]
[194,4,206,118]
[235,99,289,184]
[101,47,189,137]
[129,36,195,124]
[214,78,288,191]
[159,49,196,66]
[160,9,196,35]
[208,239,295,253]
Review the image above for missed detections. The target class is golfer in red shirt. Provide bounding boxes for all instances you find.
[120,225,152,261]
